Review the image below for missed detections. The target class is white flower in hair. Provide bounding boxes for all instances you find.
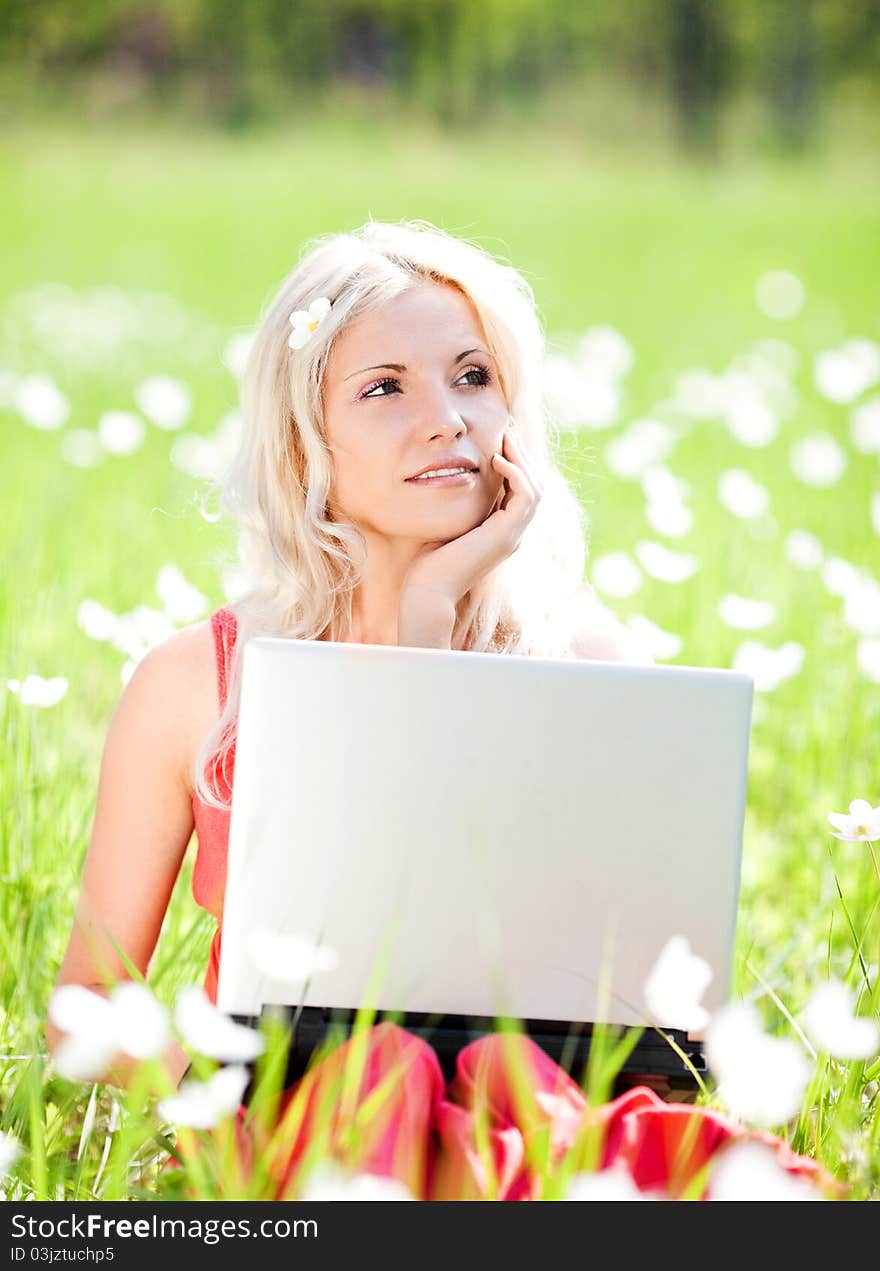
[289,296,332,349]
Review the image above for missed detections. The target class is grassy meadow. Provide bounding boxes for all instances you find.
[1,116,879,1199]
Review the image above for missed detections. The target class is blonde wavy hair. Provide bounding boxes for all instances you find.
[194,218,592,810]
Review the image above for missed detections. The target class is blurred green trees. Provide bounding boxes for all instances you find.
[1,0,878,150]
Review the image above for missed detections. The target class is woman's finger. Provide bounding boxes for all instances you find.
[492,452,538,520]
[503,428,544,498]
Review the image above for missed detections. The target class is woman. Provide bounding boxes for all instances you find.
[46,219,830,1200]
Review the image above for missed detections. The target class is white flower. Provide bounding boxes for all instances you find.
[77,599,119,642]
[725,397,779,448]
[48,982,171,1081]
[634,540,699,584]
[299,1163,414,1201]
[575,326,634,381]
[644,498,693,538]
[7,675,68,707]
[15,373,69,430]
[789,433,847,488]
[718,469,770,520]
[289,297,332,350]
[842,576,880,636]
[827,798,880,843]
[814,340,880,403]
[754,270,805,322]
[785,529,824,571]
[821,556,862,598]
[157,1064,249,1130]
[801,980,879,1061]
[643,936,712,1032]
[135,376,191,431]
[732,640,804,692]
[707,1141,821,1201]
[591,552,642,599]
[223,331,256,380]
[97,410,146,456]
[174,986,264,1063]
[156,564,208,625]
[110,982,171,1059]
[625,614,682,661]
[247,929,339,987]
[718,594,776,631]
[60,429,104,468]
[565,1166,650,1201]
[605,419,677,479]
[0,1131,21,1177]
[705,1003,812,1127]
[851,396,880,454]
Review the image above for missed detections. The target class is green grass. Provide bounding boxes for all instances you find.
[1,116,879,1199]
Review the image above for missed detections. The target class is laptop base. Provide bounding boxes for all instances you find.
[232,1005,707,1105]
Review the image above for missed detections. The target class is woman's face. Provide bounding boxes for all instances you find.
[322,282,509,545]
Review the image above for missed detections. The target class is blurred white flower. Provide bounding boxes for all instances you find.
[0,1131,21,1177]
[14,373,69,430]
[643,935,712,1031]
[77,599,119,642]
[49,982,170,1081]
[591,552,642,599]
[673,368,726,419]
[170,434,223,481]
[814,340,880,404]
[174,987,264,1063]
[606,419,677,479]
[565,1166,649,1201]
[851,396,880,454]
[821,556,862,598]
[705,1002,812,1127]
[110,982,172,1060]
[789,433,847,488]
[645,497,693,538]
[157,1064,249,1131]
[110,606,175,661]
[732,641,804,692]
[718,595,776,631]
[801,979,879,1061]
[625,614,682,661]
[641,465,690,505]
[60,429,105,469]
[827,798,880,843]
[635,541,699,584]
[785,529,824,571]
[544,353,620,430]
[223,331,256,380]
[135,376,191,430]
[7,675,68,707]
[247,929,339,986]
[725,397,779,448]
[156,564,208,625]
[842,576,880,636]
[299,1163,414,1201]
[574,326,635,382]
[718,469,770,520]
[754,270,805,322]
[97,410,146,456]
[857,637,880,683]
[707,1141,821,1201]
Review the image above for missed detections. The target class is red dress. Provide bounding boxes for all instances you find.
[166,605,836,1200]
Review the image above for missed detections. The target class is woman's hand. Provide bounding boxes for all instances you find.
[398,419,542,643]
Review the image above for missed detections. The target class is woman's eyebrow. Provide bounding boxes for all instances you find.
[344,347,488,381]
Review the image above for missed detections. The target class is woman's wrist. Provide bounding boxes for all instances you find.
[398,587,456,649]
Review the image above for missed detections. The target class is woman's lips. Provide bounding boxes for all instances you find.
[405,471,479,488]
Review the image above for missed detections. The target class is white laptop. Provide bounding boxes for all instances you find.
[216,637,753,1088]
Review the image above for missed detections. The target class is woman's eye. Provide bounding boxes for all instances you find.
[360,365,492,400]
